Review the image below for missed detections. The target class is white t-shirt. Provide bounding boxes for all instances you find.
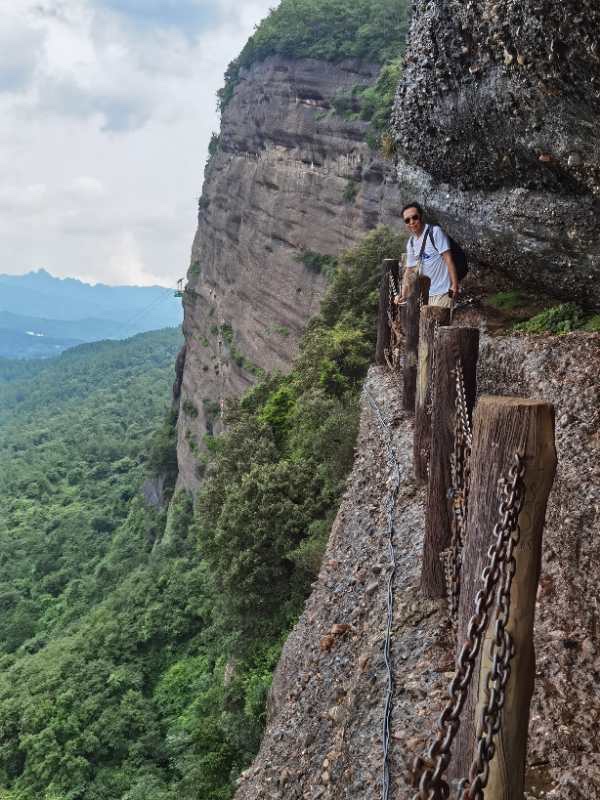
[406,225,451,295]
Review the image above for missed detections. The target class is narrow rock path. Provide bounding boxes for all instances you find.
[235,333,600,800]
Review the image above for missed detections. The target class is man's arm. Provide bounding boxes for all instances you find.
[442,250,459,296]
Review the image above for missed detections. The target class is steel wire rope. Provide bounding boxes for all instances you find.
[112,286,179,336]
[74,285,180,344]
[364,383,403,800]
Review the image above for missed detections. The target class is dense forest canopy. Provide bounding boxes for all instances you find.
[0,229,405,799]
[218,0,409,108]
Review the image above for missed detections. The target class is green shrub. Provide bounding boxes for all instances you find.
[296,251,337,279]
[329,59,402,151]
[343,179,359,204]
[515,303,584,334]
[208,132,220,157]
[203,399,221,436]
[582,314,600,332]
[320,224,406,339]
[220,324,234,346]
[488,290,528,310]
[258,383,296,445]
[288,516,333,577]
[147,407,179,489]
[182,399,199,418]
[331,89,362,118]
[273,325,290,337]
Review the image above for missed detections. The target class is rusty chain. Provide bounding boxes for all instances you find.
[425,321,440,417]
[411,452,526,800]
[454,356,473,449]
[423,321,440,479]
[387,270,398,327]
[457,454,526,800]
[446,354,473,624]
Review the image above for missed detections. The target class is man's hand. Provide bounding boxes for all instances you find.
[442,251,460,298]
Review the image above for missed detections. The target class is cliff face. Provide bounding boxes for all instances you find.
[177,56,404,491]
[393,0,600,306]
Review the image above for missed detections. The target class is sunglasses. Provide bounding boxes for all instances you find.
[403,214,420,224]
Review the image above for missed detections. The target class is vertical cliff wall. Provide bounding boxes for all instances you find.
[393,0,600,305]
[177,56,405,492]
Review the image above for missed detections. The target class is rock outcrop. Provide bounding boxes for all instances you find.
[177,56,404,491]
[393,0,600,306]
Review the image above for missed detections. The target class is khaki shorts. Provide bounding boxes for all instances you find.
[429,293,454,309]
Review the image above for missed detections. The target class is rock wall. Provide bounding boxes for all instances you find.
[393,0,600,306]
[177,56,405,492]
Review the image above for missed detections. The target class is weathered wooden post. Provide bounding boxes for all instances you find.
[421,327,479,597]
[401,272,430,412]
[451,396,557,798]
[375,258,399,366]
[413,306,452,482]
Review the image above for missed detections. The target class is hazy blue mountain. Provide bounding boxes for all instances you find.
[0,269,183,358]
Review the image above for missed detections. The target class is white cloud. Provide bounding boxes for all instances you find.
[0,183,48,214]
[68,176,106,198]
[0,0,276,287]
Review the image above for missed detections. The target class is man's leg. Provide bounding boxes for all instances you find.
[429,293,453,309]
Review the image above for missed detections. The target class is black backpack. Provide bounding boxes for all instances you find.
[412,225,469,282]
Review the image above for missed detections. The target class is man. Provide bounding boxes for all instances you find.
[396,202,459,308]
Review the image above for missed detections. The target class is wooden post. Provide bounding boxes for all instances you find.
[421,327,479,597]
[451,397,557,798]
[413,306,451,482]
[375,259,399,366]
[401,272,430,412]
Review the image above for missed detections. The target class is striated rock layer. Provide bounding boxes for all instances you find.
[177,56,405,492]
[393,0,600,306]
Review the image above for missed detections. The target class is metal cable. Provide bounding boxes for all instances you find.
[364,384,402,800]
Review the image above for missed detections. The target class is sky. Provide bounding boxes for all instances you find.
[0,0,275,287]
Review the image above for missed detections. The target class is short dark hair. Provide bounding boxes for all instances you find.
[401,202,424,219]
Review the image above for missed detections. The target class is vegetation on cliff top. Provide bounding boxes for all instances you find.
[218,0,409,109]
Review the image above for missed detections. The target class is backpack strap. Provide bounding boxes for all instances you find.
[428,226,438,252]
[418,225,432,261]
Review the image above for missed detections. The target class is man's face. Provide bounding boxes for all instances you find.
[402,207,424,236]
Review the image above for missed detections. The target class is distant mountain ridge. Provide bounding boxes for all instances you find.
[0,269,183,358]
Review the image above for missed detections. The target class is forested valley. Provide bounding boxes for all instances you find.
[0,230,404,799]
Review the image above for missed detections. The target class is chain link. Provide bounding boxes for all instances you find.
[411,453,526,800]
[454,356,473,449]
